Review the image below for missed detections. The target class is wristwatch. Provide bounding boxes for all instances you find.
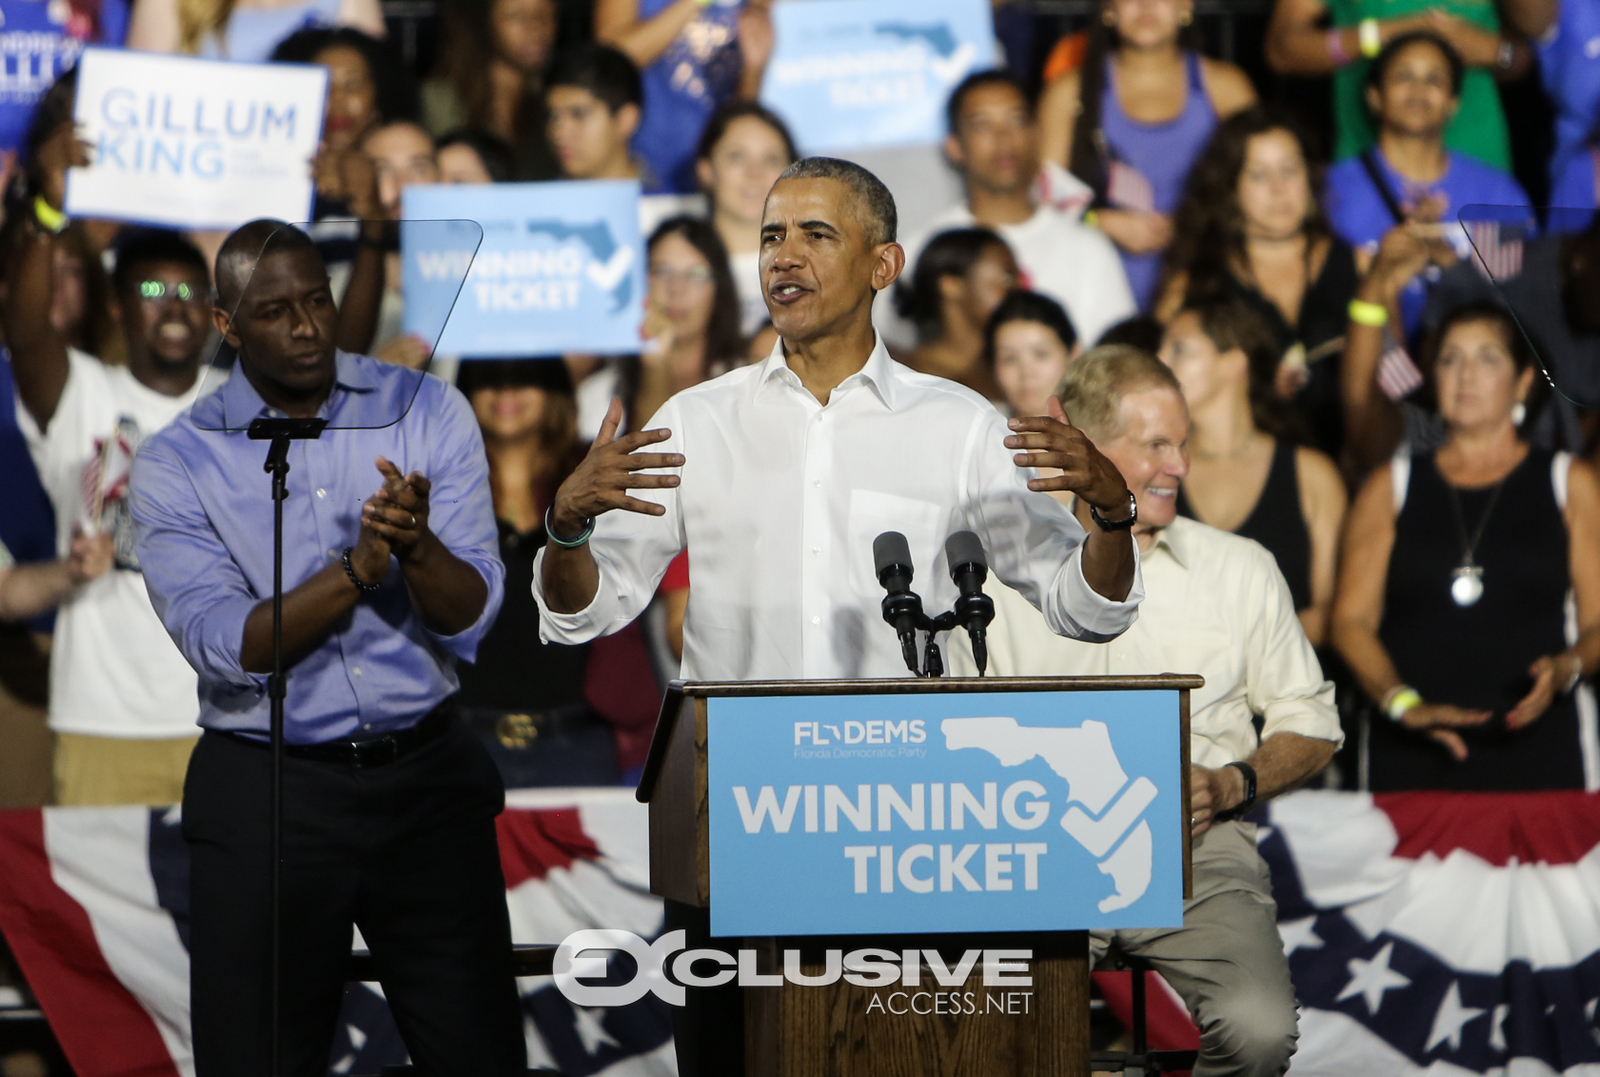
[1214,761,1258,822]
[1089,491,1138,532]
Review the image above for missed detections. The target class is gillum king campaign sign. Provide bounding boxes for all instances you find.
[402,180,644,358]
[707,689,1185,936]
[760,0,996,153]
[65,47,327,230]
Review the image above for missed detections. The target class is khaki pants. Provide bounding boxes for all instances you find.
[0,683,51,809]
[54,732,199,807]
[1090,820,1299,1077]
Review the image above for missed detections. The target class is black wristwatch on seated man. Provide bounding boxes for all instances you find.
[1213,761,1258,822]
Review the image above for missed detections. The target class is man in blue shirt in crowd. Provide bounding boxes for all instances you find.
[128,220,524,1076]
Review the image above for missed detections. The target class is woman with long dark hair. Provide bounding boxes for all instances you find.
[1160,106,1358,457]
[1333,301,1600,790]
[633,215,744,426]
[1036,0,1256,309]
[422,0,561,180]
[1159,295,1347,645]
[896,228,1018,401]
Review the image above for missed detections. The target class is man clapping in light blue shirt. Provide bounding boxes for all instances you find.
[129,220,524,1077]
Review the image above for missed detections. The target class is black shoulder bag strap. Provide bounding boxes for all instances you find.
[1358,147,1407,226]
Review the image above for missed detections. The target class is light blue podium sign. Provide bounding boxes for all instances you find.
[402,180,644,357]
[759,0,997,153]
[700,683,1187,937]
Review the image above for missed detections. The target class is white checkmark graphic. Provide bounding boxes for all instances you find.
[929,43,976,84]
[586,246,634,292]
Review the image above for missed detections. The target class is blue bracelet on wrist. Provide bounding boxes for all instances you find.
[544,505,595,548]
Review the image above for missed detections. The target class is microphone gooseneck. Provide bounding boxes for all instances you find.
[945,531,995,676]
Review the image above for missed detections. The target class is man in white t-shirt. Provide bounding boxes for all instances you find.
[6,204,218,805]
[906,70,1137,350]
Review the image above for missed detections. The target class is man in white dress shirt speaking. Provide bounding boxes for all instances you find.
[535,156,1144,679]
[535,156,1146,1076]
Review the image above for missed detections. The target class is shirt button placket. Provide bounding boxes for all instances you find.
[800,406,831,675]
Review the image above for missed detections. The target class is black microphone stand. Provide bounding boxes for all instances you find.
[247,414,327,1077]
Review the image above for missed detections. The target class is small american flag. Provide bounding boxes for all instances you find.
[1466,220,1526,282]
[1377,338,1424,401]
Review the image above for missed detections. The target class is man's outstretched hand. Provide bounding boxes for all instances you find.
[1005,397,1131,514]
[549,398,683,536]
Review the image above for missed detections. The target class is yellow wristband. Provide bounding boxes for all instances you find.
[1348,298,1389,328]
[32,195,66,235]
[1359,18,1382,59]
[1083,209,1100,229]
[1384,686,1422,722]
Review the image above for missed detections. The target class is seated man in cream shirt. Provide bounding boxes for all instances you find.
[948,345,1341,1077]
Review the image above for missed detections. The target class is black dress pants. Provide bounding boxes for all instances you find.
[183,721,527,1077]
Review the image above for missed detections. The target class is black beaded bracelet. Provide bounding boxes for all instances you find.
[342,547,382,593]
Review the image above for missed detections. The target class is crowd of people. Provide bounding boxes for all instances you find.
[0,0,1597,823]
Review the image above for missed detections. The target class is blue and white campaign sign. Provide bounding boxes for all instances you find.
[65,47,326,230]
[707,690,1184,936]
[402,180,644,357]
[760,0,996,153]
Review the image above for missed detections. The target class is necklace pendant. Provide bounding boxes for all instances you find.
[1451,564,1485,607]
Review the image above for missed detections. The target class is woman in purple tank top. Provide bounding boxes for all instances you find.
[1038,0,1257,309]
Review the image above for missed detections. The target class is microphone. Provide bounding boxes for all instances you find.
[945,531,995,676]
[873,531,923,674]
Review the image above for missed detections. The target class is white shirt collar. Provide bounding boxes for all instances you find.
[1146,515,1193,570]
[754,330,900,412]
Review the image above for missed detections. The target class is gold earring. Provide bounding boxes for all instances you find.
[1179,9,1193,25]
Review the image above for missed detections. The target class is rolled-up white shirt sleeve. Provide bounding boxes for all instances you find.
[963,409,1143,642]
[533,397,686,644]
[1243,544,1342,748]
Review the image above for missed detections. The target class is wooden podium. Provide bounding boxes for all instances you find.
[637,675,1200,1077]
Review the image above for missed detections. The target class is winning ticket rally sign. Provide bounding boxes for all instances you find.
[707,690,1185,936]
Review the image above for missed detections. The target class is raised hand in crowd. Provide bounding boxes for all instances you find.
[1341,204,1459,475]
[737,1,776,97]
[312,140,382,219]
[3,117,91,429]
[311,141,390,357]
[33,119,89,214]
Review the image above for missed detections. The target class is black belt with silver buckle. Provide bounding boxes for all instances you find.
[221,701,456,769]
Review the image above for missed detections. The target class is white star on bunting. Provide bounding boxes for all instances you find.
[572,1005,621,1056]
[1425,981,1485,1052]
[1335,940,1411,1015]
[1278,916,1322,956]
